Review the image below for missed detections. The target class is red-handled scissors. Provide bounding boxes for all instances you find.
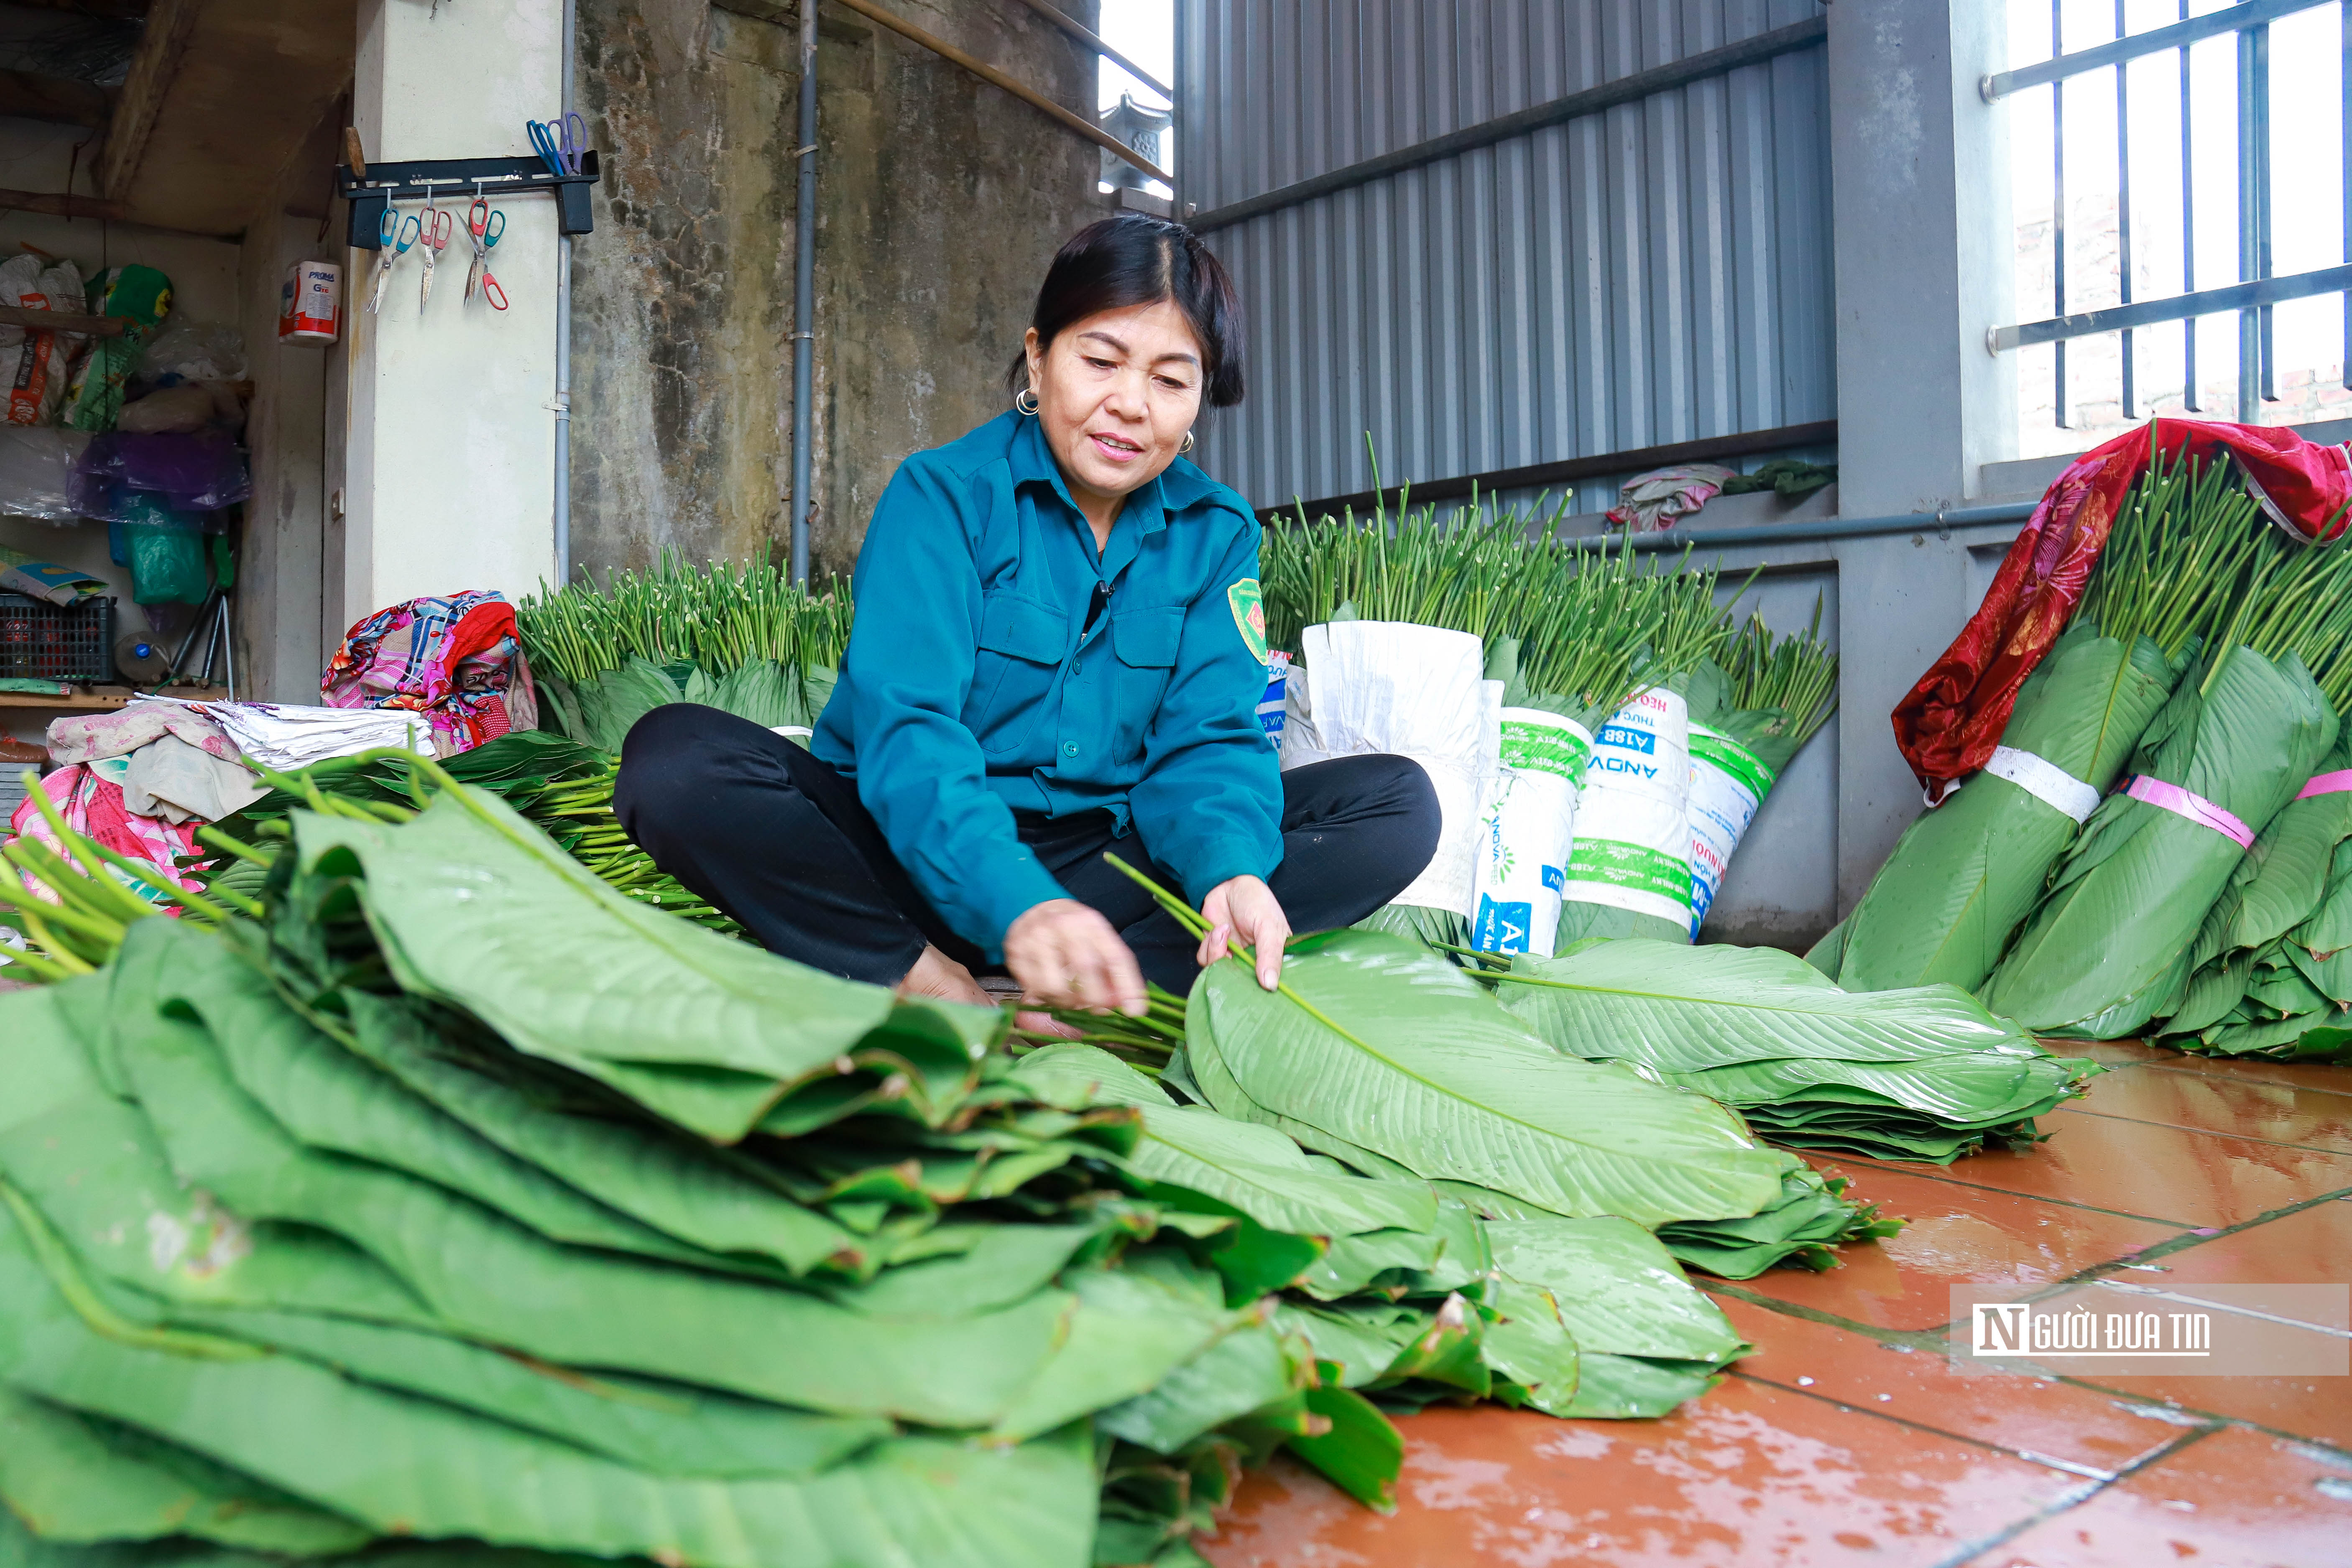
[416,191,454,310]
[465,196,508,311]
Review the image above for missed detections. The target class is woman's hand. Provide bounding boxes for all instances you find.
[1198,875,1290,990]
[1004,899,1148,1017]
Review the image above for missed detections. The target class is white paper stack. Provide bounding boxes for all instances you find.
[158,699,439,771]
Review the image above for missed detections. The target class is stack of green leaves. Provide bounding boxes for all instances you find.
[1823,449,2256,993]
[518,552,853,753]
[0,767,1824,1567]
[199,733,739,937]
[1486,940,2099,1165]
[1118,864,1865,1305]
[1981,516,2352,1038]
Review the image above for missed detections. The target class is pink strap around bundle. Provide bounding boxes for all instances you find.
[2124,774,2255,850]
[2296,770,2352,800]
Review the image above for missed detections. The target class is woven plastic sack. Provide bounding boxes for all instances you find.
[1470,707,1592,956]
[1558,687,1693,939]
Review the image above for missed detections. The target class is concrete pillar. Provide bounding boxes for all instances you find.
[1825,0,2017,911]
[342,0,564,626]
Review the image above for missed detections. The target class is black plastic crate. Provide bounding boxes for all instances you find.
[0,592,115,683]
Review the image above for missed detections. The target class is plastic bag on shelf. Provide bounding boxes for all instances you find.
[70,431,250,518]
[134,319,245,386]
[0,427,93,520]
[0,254,87,426]
[64,264,173,432]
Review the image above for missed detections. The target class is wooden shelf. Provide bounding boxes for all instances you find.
[0,687,230,712]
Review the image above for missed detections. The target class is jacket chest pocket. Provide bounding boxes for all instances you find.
[969,590,1068,756]
[1109,606,1184,762]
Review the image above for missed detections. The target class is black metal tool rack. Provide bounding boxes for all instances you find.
[337,152,601,248]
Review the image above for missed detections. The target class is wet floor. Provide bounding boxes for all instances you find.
[1198,1041,2352,1567]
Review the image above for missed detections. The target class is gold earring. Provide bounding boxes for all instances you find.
[1015,386,1039,416]
[1178,429,1196,455]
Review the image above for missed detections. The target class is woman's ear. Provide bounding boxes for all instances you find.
[1022,326,1043,392]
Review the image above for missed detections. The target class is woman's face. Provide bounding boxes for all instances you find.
[1024,299,1205,515]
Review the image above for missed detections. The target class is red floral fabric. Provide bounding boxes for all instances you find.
[1893,419,2352,799]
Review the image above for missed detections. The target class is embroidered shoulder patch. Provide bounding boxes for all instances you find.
[1227,578,1269,665]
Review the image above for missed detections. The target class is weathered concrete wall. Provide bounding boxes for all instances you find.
[571,0,1104,582]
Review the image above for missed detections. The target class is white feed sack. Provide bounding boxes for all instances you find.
[1560,687,1695,930]
[1281,621,1500,914]
[1470,707,1593,956]
[1686,723,1776,938]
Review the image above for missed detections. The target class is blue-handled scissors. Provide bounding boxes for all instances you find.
[366,203,419,315]
[528,111,586,178]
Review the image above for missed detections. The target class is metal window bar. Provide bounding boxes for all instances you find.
[2183,0,2200,411]
[1986,0,2344,425]
[2053,0,2068,428]
[2117,0,2135,419]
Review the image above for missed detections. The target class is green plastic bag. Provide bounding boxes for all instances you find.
[65,264,172,432]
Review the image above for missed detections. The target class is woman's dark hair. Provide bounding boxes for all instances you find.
[1006,212,1246,408]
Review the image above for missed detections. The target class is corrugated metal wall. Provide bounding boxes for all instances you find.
[1175,0,1838,513]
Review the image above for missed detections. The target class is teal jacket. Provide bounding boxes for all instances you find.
[812,411,1281,958]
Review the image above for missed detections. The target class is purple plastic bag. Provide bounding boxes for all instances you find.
[69,432,250,520]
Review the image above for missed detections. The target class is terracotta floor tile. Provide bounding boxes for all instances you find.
[2144,1055,2352,1099]
[1732,1165,2183,1331]
[1711,1295,2193,1475]
[1964,1425,2352,1567]
[1878,1109,2352,1229]
[2066,1066,2352,1154]
[2137,1195,2352,1287]
[1195,1379,2084,1568]
[2044,1205,2352,1446]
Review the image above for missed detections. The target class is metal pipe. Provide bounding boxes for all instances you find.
[1008,0,1172,101]
[789,0,817,587]
[828,0,1168,183]
[1563,503,2038,555]
[553,0,577,585]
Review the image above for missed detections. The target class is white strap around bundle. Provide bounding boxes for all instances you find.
[1984,745,2100,825]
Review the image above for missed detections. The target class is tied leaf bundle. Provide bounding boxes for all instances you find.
[1980,506,2352,1038]
[518,552,853,753]
[2152,587,2352,1060]
[1482,939,2098,1167]
[1826,449,2267,994]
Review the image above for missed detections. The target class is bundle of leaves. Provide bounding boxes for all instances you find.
[0,767,1821,1568]
[1981,519,2352,1038]
[518,553,852,753]
[1823,450,2255,993]
[1486,940,2099,1165]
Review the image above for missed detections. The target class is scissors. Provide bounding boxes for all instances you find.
[465,194,508,310]
[366,203,419,314]
[528,111,586,177]
[416,189,454,309]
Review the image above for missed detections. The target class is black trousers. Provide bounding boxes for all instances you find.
[612,704,1440,995]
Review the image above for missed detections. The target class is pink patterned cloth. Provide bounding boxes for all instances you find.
[44,703,240,766]
[7,763,203,900]
[321,590,536,754]
[1606,463,1740,534]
